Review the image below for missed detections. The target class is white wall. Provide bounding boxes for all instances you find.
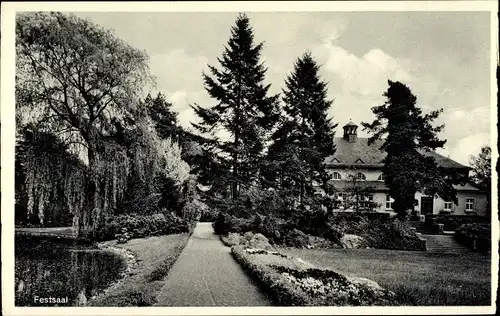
[415,191,488,216]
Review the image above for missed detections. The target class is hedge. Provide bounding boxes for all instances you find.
[454,223,491,252]
[95,213,192,241]
[425,215,489,231]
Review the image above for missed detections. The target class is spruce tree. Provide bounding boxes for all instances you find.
[191,13,279,200]
[267,52,337,207]
[362,80,466,218]
[145,93,183,142]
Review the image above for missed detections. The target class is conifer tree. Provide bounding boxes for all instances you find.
[362,80,466,218]
[191,13,279,200]
[145,93,183,142]
[267,52,337,207]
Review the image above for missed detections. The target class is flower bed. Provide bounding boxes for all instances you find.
[231,245,398,306]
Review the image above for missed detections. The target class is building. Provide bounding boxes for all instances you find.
[324,121,488,217]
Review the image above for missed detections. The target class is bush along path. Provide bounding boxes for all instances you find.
[226,232,399,306]
[154,222,271,306]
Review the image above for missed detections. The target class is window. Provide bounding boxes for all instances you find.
[333,192,344,209]
[332,172,342,180]
[385,194,394,210]
[377,174,384,181]
[444,201,452,211]
[356,172,366,181]
[359,193,374,209]
[465,198,474,211]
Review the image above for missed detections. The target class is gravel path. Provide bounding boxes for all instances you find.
[155,222,271,306]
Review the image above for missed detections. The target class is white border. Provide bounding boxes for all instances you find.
[1,1,498,315]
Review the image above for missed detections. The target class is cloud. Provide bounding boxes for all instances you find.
[318,44,415,98]
[162,89,209,127]
[438,107,491,151]
[149,49,209,93]
[447,133,491,166]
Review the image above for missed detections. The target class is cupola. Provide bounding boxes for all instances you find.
[343,120,358,143]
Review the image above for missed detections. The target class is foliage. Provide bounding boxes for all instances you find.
[265,52,336,208]
[340,173,380,212]
[15,124,87,226]
[469,146,491,212]
[361,219,427,251]
[231,246,398,306]
[16,12,152,238]
[469,146,491,191]
[455,223,491,252]
[329,214,425,251]
[145,93,184,142]
[361,81,466,218]
[212,212,252,235]
[191,13,279,200]
[95,213,191,241]
[424,214,489,231]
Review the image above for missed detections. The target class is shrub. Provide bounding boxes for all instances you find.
[455,223,491,252]
[95,212,191,241]
[361,219,426,251]
[326,214,425,251]
[179,199,205,222]
[257,215,283,243]
[282,229,310,248]
[425,215,488,231]
[212,212,252,235]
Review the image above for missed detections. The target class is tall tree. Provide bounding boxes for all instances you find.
[266,52,337,207]
[145,93,183,142]
[191,13,279,200]
[362,80,465,218]
[469,146,491,191]
[470,146,491,212]
[16,12,151,238]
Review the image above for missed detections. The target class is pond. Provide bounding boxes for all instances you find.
[15,236,126,306]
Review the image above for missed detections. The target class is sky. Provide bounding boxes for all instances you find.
[73,11,492,166]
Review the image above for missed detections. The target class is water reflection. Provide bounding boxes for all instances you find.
[15,237,126,306]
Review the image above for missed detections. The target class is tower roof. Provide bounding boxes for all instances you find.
[343,120,357,128]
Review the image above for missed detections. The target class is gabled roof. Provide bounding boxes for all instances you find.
[325,137,468,169]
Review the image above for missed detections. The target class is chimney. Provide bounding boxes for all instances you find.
[343,120,358,143]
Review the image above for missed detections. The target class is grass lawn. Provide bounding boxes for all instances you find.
[282,248,491,306]
[90,234,190,306]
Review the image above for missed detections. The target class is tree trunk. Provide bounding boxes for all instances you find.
[78,144,98,240]
[232,129,239,200]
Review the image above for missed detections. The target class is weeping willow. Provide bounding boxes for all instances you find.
[16,127,87,226]
[16,112,192,233]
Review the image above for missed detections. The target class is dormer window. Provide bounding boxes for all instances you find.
[378,174,384,181]
[356,172,366,181]
[333,172,342,180]
[355,158,364,164]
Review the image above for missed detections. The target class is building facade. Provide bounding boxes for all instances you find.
[324,122,489,217]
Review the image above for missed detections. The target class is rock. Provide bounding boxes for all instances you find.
[347,276,384,291]
[340,234,367,249]
[346,276,396,299]
[242,233,273,250]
